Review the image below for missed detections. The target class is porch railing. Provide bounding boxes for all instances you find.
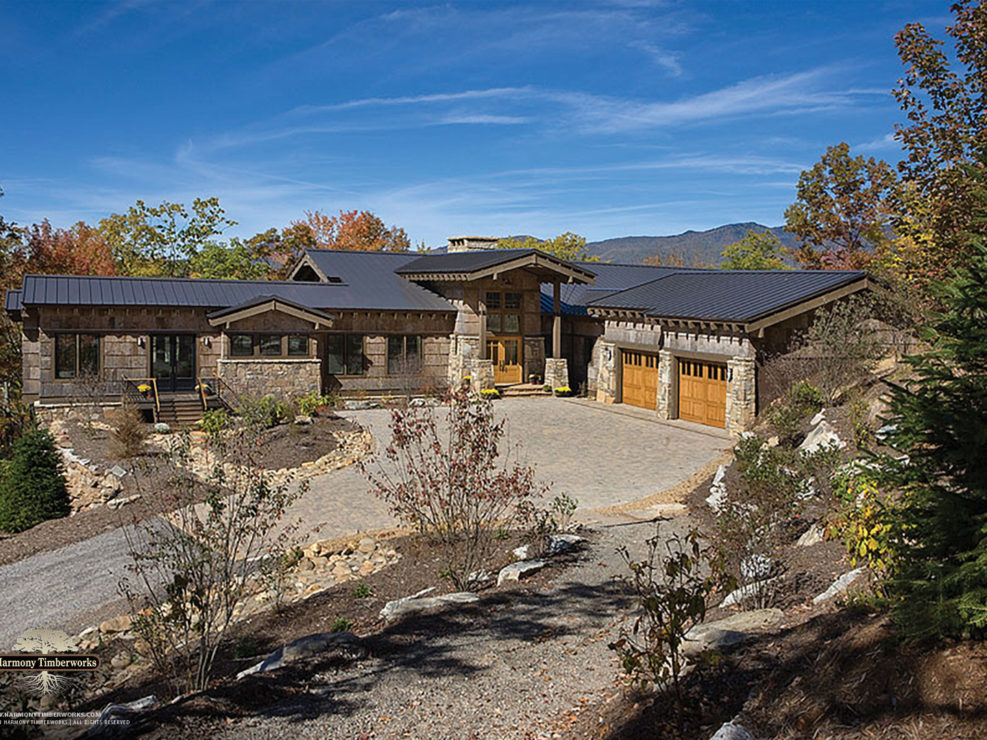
[195,373,241,412]
[121,377,160,419]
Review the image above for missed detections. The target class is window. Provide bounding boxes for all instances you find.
[485,291,522,336]
[228,334,311,358]
[54,334,99,379]
[387,335,422,374]
[326,334,364,376]
[287,335,309,356]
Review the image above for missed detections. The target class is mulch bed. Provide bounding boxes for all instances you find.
[0,415,358,568]
[73,531,576,732]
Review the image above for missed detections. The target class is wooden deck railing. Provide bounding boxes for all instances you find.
[196,373,240,412]
[121,376,160,419]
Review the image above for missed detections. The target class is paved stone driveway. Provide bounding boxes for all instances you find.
[289,397,730,542]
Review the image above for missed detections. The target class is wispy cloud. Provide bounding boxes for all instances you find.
[629,41,683,76]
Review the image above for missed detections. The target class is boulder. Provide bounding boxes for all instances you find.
[357,537,376,553]
[294,414,313,425]
[87,695,158,737]
[739,555,772,582]
[153,422,171,435]
[798,420,846,454]
[705,464,729,511]
[380,588,479,622]
[719,578,779,608]
[710,720,754,740]
[546,534,586,556]
[236,632,366,680]
[796,524,825,547]
[812,568,865,604]
[684,608,784,657]
[99,615,133,634]
[512,544,530,560]
[497,559,547,586]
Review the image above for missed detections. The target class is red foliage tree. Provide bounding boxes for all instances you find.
[297,209,410,252]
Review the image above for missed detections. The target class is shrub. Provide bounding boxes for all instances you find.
[239,395,293,428]
[111,403,148,459]
[200,409,230,437]
[553,386,572,397]
[365,384,546,590]
[764,380,824,442]
[609,525,732,731]
[479,388,500,399]
[826,468,897,593]
[351,582,373,599]
[0,427,69,533]
[331,618,353,632]
[120,426,307,695]
[297,391,337,416]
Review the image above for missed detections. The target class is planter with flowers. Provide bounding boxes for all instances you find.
[479,388,500,400]
[137,383,152,399]
[553,386,572,398]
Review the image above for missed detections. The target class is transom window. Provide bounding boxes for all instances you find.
[55,334,99,379]
[325,334,364,376]
[387,335,422,374]
[485,291,522,335]
[228,334,310,358]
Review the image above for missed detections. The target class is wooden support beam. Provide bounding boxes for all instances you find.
[552,281,561,359]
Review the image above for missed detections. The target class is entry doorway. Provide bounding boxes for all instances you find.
[487,337,523,384]
[151,334,197,392]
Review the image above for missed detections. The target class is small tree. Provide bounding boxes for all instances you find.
[365,384,546,590]
[120,424,306,695]
[880,233,987,639]
[610,526,732,732]
[0,427,69,533]
[720,229,788,270]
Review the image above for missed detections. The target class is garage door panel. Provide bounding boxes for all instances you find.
[621,350,658,410]
[678,359,727,428]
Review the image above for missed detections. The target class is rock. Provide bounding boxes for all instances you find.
[546,534,586,556]
[512,544,530,560]
[358,560,376,575]
[310,556,329,568]
[298,558,315,572]
[357,537,376,554]
[153,422,171,435]
[765,435,780,448]
[87,695,158,737]
[706,464,728,511]
[739,555,773,582]
[876,424,897,443]
[797,524,825,547]
[107,494,140,510]
[710,719,754,740]
[685,608,785,657]
[380,591,479,621]
[810,409,826,426]
[332,562,351,578]
[344,400,380,410]
[294,414,313,425]
[108,465,128,479]
[813,568,865,604]
[99,615,132,634]
[798,420,846,454]
[110,652,132,670]
[236,632,366,680]
[497,559,547,586]
[719,578,779,608]
[467,570,491,584]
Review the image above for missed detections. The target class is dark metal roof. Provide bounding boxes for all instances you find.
[588,269,866,323]
[540,262,685,313]
[395,249,537,274]
[299,250,456,311]
[5,289,22,313]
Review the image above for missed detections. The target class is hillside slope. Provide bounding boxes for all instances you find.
[587,222,799,266]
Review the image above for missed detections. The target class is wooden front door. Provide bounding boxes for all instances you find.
[678,359,727,428]
[487,337,523,385]
[621,349,659,410]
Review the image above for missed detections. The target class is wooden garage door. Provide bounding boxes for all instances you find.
[621,350,659,410]
[678,359,727,428]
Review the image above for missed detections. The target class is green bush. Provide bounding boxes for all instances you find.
[239,396,293,428]
[0,428,70,533]
[765,380,824,441]
[200,409,230,437]
[297,391,336,416]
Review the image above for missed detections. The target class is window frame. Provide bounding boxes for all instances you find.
[226,333,313,359]
[484,290,523,336]
[53,333,100,380]
[386,335,423,375]
[325,333,365,377]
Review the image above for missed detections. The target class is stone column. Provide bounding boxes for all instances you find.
[593,340,618,404]
[726,356,757,435]
[544,358,569,390]
[656,350,675,420]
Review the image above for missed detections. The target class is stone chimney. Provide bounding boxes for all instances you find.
[447,235,499,253]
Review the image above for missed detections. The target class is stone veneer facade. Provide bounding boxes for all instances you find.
[218,358,322,401]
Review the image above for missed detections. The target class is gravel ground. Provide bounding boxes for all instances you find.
[202,513,691,740]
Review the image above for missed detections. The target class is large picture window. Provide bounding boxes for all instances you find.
[228,334,311,358]
[326,334,364,376]
[54,334,100,379]
[485,291,522,334]
[387,335,422,374]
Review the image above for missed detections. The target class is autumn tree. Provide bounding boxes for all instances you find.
[243,222,317,279]
[497,232,599,262]
[99,198,236,277]
[297,209,409,252]
[886,0,987,284]
[642,251,706,268]
[720,230,789,270]
[21,220,116,277]
[784,142,898,270]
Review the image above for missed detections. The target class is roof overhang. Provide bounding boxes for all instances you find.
[207,296,334,330]
[401,252,596,285]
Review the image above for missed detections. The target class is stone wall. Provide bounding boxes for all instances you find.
[544,358,569,390]
[726,357,757,434]
[656,349,675,420]
[218,358,321,401]
[589,339,618,403]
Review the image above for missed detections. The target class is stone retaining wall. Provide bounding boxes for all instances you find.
[218,358,321,401]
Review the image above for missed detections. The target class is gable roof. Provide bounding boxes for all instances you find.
[395,249,597,284]
[587,268,867,325]
[206,295,334,328]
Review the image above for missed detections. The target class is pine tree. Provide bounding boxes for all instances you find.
[882,176,987,638]
[0,427,69,533]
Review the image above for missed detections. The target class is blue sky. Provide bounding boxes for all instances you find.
[0,0,948,247]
